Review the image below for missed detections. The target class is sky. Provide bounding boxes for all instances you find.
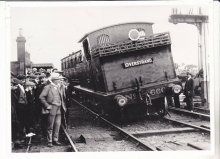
[9,3,209,70]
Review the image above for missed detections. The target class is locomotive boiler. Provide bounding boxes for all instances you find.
[61,22,182,118]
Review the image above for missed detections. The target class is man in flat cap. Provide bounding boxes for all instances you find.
[11,78,20,144]
[16,75,28,137]
[39,73,66,147]
[184,72,194,112]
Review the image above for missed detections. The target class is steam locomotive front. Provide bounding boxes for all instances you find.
[79,22,182,116]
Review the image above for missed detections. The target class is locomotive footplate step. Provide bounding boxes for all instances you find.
[187,142,210,150]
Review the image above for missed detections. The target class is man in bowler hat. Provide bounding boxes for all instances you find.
[184,72,194,111]
[39,73,66,147]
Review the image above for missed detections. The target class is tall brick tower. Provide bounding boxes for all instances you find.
[16,28,26,75]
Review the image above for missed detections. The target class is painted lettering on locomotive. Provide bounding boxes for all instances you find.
[61,22,182,118]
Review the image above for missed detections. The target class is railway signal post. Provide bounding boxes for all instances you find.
[169,7,209,108]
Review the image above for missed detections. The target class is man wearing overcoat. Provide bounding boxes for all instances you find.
[39,73,66,147]
[184,72,194,111]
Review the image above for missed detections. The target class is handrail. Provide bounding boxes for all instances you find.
[91,32,171,57]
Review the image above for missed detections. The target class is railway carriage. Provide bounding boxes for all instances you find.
[61,22,182,118]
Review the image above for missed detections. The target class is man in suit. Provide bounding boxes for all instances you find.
[39,73,51,138]
[39,73,66,147]
[184,72,194,111]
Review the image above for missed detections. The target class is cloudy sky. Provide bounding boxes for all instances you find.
[9,2,209,70]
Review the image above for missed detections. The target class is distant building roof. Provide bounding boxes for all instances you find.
[32,63,54,68]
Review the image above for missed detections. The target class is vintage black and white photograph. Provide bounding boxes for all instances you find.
[5,1,216,157]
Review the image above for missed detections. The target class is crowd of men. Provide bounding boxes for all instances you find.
[11,68,71,147]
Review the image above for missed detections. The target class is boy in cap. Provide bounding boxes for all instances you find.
[184,72,194,111]
[25,81,36,133]
[39,73,67,147]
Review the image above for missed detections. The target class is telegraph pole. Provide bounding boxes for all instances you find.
[169,7,209,107]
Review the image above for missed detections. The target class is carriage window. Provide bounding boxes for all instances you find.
[72,57,74,67]
[97,34,110,44]
[68,59,71,68]
[83,39,91,61]
[70,59,72,68]
[62,61,64,70]
[66,60,68,69]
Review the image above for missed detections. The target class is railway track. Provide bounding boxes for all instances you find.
[193,106,210,115]
[61,125,78,152]
[22,125,77,153]
[163,117,210,132]
[69,98,210,151]
[71,98,155,151]
[168,107,210,121]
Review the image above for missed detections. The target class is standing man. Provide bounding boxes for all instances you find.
[16,75,28,137]
[184,72,194,112]
[39,73,66,147]
[40,73,51,138]
[11,78,20,144]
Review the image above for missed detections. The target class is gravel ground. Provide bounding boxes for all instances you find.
[140,132,210,150]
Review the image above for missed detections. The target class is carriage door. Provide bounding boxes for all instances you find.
[83,39,96,91]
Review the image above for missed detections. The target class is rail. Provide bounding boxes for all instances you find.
[163,117,210,132]
[168,107,210,120]
[91,32,171,57]
[61,125,78,152]
[71,98,156,151]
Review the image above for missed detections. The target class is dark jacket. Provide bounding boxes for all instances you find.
[11,89,18,122]
[184,78,194,97]
[26,90,35,107]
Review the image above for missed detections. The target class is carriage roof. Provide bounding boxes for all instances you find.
[61,50,81,61]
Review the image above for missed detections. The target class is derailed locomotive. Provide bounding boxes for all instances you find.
[61,22,182,118]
